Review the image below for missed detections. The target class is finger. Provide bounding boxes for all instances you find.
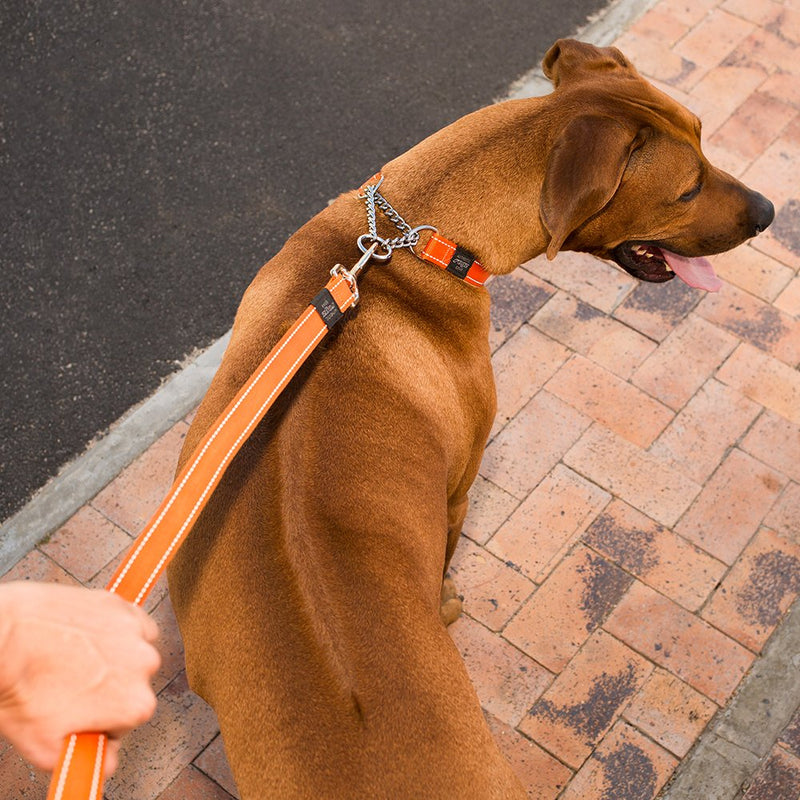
[103,738,121,777]
[141,639,162,676]
[15,736,60,773]
[107,684,159,738]
[131,604,160,643]
[104,591,159,642]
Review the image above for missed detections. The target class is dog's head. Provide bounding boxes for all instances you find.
[539,39,774,291]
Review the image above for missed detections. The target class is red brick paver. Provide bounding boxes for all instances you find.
[520,630,653,769]
[2,0,799,797]
[560,720,678,800]
[743,748,800,799]
[701,527,800,652]
[675,448,786,563]
[582,500,726,612]
[605,582,754,705]
[546,354,674,447]
[504,546,632,672]
[622,668,718,758]
[487,463,609,581]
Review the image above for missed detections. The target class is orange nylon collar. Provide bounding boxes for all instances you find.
[358,173,490,288]
[419,233,490,288]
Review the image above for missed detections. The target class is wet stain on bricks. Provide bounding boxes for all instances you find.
[736,550,800,627]
[618,275,699,323]
[724,303,789,351]
[584,513,660,576]
[488,273,553,334]
[576,552,633,632]
[597,740,658,800]
[531,664,640,741]
[573,299,606,322]
[766,13,800,48]
[771,199,800,257]
[663,56,698,88]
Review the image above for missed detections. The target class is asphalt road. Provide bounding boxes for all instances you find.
[1,0,612,522]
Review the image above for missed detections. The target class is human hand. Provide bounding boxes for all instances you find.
[0,581,161,775]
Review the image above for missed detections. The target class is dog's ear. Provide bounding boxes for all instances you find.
[542,39,631,87]
[541,116,648,260]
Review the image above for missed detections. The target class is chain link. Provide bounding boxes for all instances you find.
[358,176,436,257]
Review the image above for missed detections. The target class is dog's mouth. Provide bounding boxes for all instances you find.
[612,242,722,292]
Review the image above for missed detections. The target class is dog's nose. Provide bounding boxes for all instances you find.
[751,191,775,235]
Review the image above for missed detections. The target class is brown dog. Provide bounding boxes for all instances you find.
[168,39,773,799]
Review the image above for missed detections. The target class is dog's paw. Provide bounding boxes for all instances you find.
[439,576,463,626]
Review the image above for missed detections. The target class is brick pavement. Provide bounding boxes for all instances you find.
[2,0,800,796]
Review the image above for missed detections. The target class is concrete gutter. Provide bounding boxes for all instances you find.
[662,606,800,799]
[0,333,230,574]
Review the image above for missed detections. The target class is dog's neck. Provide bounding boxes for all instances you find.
[379,97,555,275]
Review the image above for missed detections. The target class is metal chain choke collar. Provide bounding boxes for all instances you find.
[331,174,438,307]
[357,174,437,261]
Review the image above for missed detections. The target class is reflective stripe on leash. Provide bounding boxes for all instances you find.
[46,272,357,800]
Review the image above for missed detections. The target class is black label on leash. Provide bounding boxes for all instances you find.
[311,288,344,330]
[446,246,476,280]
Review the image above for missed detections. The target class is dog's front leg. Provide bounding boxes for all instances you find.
[440,495,469,625]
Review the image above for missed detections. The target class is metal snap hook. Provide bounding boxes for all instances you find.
[331,264,360,305]
[330,240,390,307]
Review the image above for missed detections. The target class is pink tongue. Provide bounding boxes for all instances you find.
[660,248,722,292]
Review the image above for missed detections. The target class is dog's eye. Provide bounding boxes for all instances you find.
[679,183,702,202]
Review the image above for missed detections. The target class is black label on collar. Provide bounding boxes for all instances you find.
[446,246,476,280]
[311,288,344,330]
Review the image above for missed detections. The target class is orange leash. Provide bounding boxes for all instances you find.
[46,270,358,800]
[46,174,490,800]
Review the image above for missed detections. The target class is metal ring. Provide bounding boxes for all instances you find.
[408,225,439,259]
[357,234,392,262]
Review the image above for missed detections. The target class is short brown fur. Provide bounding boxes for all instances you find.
[168,40,772,799]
